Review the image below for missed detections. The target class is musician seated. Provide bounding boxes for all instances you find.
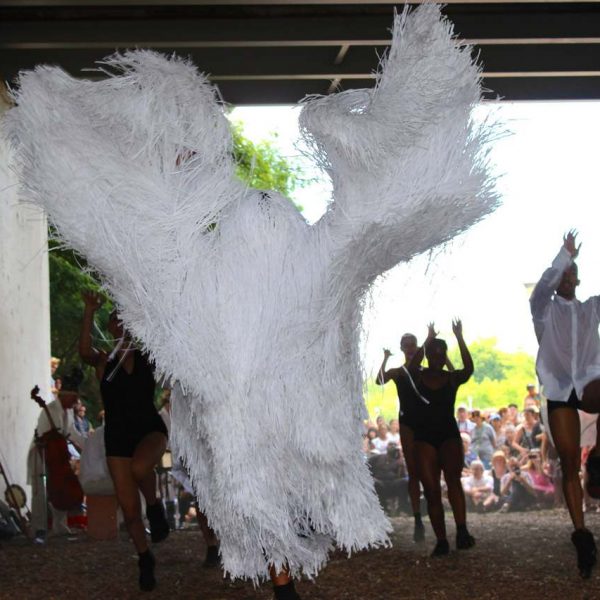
[28,368,86,541]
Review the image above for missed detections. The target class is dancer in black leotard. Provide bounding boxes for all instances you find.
[377,334,425,542]
[79,291,169,591]
[407,320,475,557]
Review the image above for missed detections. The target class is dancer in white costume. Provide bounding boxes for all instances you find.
[530,231,600,578]
[4,5,498,589]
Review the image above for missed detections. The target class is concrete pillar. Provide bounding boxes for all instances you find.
[0,84,51,506]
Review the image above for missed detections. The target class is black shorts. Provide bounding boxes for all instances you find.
[547,389,582,415]
[104,418,168,458]
[413,422,461,451]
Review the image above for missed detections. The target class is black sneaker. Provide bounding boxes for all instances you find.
[430,539,450,557]
[572,528,597,579]
[413,519,425,543]
[456,527,475,550]
[587,454,600,499]
[138,550,156,592]
[146,502,169,543]
[203,544,220,568]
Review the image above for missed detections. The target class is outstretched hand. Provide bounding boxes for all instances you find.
[563,230,581,258]
[452,318,463,338]
[81,290,104,311]
[383,348,393,359]
[426,322,437,342]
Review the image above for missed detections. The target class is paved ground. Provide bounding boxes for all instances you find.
[1,510,600,599]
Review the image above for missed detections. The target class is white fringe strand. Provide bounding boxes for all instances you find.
[3,5,499,581]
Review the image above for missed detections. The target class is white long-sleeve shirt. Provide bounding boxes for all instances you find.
[530,246,600,401]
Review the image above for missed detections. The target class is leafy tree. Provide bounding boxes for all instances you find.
[231,121,305,208]
[48,121,306,423]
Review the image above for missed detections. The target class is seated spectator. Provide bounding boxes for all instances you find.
[490,414,505,448]
[470,410,496,469]
[363,427,378,454]
[462,460,493,511]
[523,449,554,506]
[388,419,400,446]
[507,403,520,426]
[502,424,528,460]
[486,451,509,510]
[371,423,391,455]
[73,399,93,438]
[498,407,509,428]
[461,432,477,470]
[456,405,475,435]
[499,457,538,511]
[368,444,409,515]
[516,407,543,451]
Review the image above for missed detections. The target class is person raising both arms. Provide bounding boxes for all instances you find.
[407,320,476,557]
[79,291,169,592]
[377,333,426,542]
[530,230,600,578]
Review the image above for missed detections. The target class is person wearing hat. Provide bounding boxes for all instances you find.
[28,367,86,541]
[524,383,541,410]
[530,230,600,578]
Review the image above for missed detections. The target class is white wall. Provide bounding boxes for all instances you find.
[0,89,51,504]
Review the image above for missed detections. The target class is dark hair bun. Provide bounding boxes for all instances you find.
[61,367,84,392]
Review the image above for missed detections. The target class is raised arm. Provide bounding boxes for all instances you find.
[451,319,473,384]
[408,323,436,374]
[78,291,105,367]
[530,231,579,340]
[376,348,396,385]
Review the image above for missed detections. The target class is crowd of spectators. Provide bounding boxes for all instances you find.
[364,384,598,516]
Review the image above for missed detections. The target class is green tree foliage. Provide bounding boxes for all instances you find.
[364,338,536,422]
[231,121,304,207]
[449,338,536,410]
[48,122,306,422]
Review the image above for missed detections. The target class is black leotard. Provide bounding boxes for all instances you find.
[101,349,167,458]
[412,375,461,450]
[391,367,422,430]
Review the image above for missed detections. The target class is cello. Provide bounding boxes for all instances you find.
[30,386,84,511]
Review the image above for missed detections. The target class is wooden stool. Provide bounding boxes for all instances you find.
[86,495,118,540]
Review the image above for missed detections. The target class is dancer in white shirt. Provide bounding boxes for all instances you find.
[530,230,600,578]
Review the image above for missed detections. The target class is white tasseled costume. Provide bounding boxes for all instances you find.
[4,5,499,581]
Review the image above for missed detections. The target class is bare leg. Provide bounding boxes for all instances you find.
[197,510,218,546]
[400,425,421,514]
[550,403,598,577]
[439,438,467,527]
[131,432,169,544]
[401,424,425,541]
[131,432,167,505]
[580,380,600,458]
[107,457,148,553]
[548,407,583,529]
[415,441,445,541]
[440,437,475,549]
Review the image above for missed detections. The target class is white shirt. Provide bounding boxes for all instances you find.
[371,436,393,455]
[35,400,85,449]
[462,473,493,496]
[387,432,400,445]
[457,419,475,435]
[530,247,600,401]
